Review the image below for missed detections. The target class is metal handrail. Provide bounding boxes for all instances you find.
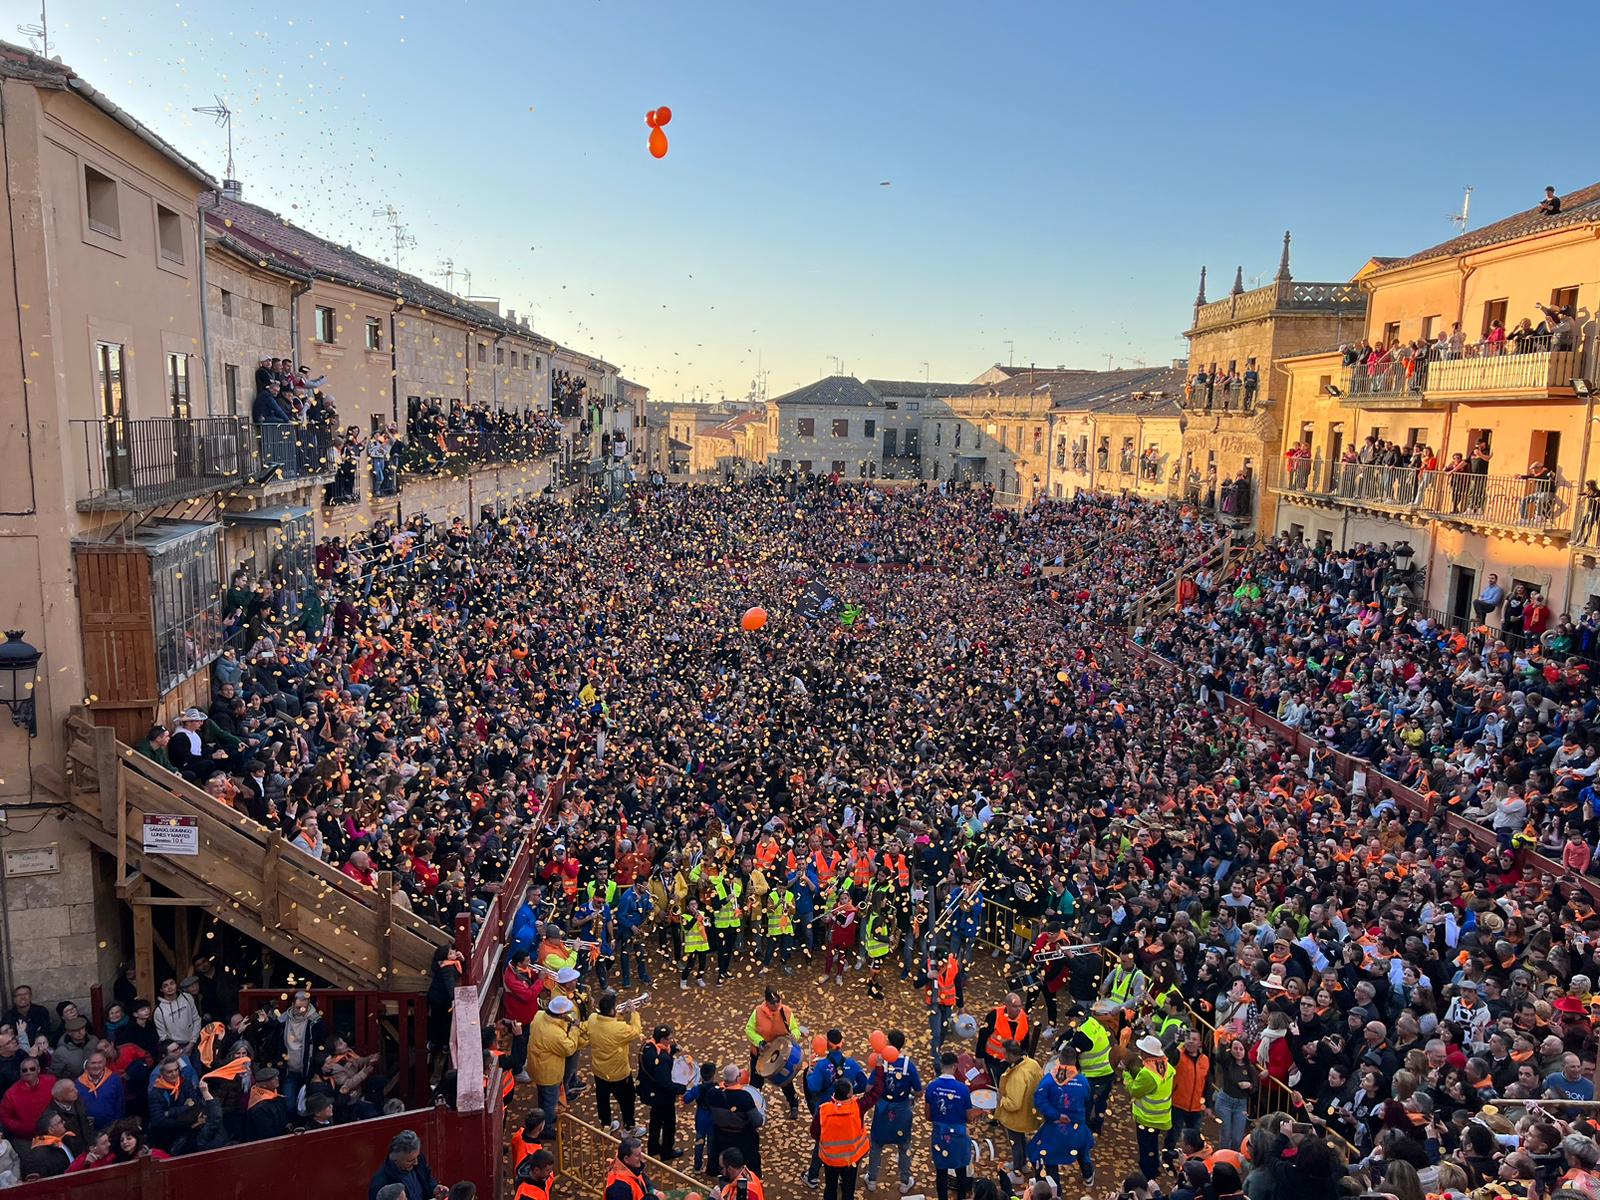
[71,415,253,507]
[1270,461,1574,534]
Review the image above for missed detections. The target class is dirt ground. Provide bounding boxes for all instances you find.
[508,939,1143,1198]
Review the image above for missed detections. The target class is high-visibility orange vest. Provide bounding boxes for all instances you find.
[513,1178,551,1200]
[755,838,780,870]
[849,849,873,888]
[725,1168,766,1200]
[935,959,959,1007]
[984,1008,1029,1060]
[813,849,840,886]
[603,1162,646,1200]
[818,1098,870,1166]
[510,1131,539,1170]
[881,853,910,887]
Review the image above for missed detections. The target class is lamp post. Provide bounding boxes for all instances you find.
[0,631,41,737]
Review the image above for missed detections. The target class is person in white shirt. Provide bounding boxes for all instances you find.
[153,976,201,1051]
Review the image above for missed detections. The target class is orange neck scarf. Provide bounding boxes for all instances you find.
[248,1085,280,1108]
[153,1075,183,1095]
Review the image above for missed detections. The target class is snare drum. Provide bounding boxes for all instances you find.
[671,1054,698,1089]
[765,1040,802,1089]
[743,1084,768,1117]
[969,1086,1000,1111]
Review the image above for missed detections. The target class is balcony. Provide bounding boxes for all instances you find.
[1271,461,1574,537]
[1575,494,1600,550]
[73,416,253,511]
[1338,336,1581,406]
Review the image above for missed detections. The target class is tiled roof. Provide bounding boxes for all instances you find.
[206,195,560,347]
[0,40,217,188]
[769,375,880,407]
[1378,182,1600,272]
[864,379,976,399]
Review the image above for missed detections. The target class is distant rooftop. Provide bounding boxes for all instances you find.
[769,375,880,408]
[1376,182,1600,273]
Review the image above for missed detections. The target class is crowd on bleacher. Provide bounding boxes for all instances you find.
[12,482,1600,1200]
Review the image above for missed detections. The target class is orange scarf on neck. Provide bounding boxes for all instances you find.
[247,1084,280,1108]
[78,1069,111,1094]
[31,1135,64,1148]
[153,1075,183,1095]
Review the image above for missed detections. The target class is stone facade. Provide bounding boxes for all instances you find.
[204,240,297,416]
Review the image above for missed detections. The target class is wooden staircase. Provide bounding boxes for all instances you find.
[52,714,450,992]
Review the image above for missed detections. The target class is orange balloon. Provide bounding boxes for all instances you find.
[869,1030,888,1053]
[883,1045,900,1063]
[648,127,669,159]
[655,105,673,126]
[740,606,768,632]
[866,1052,881,1070]
[645,109,659,128]
[811,1034,828,1057]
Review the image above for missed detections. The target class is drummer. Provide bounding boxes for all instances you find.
[1029,1032,1096,1190]
[744,988,802,1118]
[802,1029,869,1190]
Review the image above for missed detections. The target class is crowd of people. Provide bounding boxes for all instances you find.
[9,479,1600,1200]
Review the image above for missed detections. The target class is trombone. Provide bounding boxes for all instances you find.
[930,880,982,936]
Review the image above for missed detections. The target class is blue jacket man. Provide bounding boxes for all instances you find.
[925,1053,973,1174]
[1029,1042,1095,1183]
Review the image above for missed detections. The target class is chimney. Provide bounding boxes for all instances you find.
[221,178,243,201]
[507,308,517,323]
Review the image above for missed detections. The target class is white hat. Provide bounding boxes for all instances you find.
[1136,1036,1165,1058]
[556,967,581,985]
[547,996,574,1015]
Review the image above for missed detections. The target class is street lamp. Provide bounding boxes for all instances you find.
[0,630,42,737]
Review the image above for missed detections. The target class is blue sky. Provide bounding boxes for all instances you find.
[35,1,1599,400]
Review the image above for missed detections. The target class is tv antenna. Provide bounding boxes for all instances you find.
[192,96,235,182]
[438,258,456,293]
[16,3,47,58]
[1448,186,1473,233]
[372,205,416,270]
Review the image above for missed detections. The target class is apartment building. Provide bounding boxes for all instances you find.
[1266,184,1600,622]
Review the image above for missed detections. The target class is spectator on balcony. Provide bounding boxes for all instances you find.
[1577,481,1600,544]
[1540,303,1579,351]
[1520,461,1558,521]
[1540,186,1562,215]
[368,430,391,497]
[251,379,292,426]
[1510,316,1545,354]
[1523,592,1553,641]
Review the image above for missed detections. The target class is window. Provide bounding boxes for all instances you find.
[832,418,849,438]
[477,343,487,364]
[261,302,276,328]
[84,165,119,237]
[95,341,125,422]
[904,428,919,456]
[883,429,898,456]
[1316,529,1334,551]
[167,353,191,420]
[1530,429,1561,472]
[220,290,235,318]
[906,401,920,411]
[796,417,815,437]
[496,346,505,366]
[152,527,224,692]
[934,423,943,447]
[1289,523,1305,542]
[1405,426,1424,449]
[314,306,336,343]
[224,364,241,415]
[1552,286,1580,314]
[156,204,184,263]
[1481,298,1508,336]
[364,317,383,351]
[781,459,793,472]
[798,460,813,474]
[1421,315,1440,341]
[883,400,899,410]
[972,430,981,450]
[536,356,543,371]
[954,425,962,448]
[831,461,846,476]
[864,419,875,439]
[1033,427,1043,455]
[1382,321,1401,345]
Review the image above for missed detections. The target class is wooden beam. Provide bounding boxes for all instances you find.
[132,899,156,1004]
[115,870,146,901]
[129,896,216,908]
[263,834,284,929]
[93,723,120,836]
[173,908,192,978]
[377,871,395,985]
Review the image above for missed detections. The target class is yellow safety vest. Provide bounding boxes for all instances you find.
[767,891,794,936]
[1126,1061,1174,1130]
[713,878,743,929]
[1078,1018,1112,1077]
[1107,966,1142,1004]
[683,914,710,954]
[865,917,893,959]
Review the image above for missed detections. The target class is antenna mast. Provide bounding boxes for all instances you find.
[1449,186,1473,232]
[372,205,417,271]
[16,2,47,58]
[192,96,235,183]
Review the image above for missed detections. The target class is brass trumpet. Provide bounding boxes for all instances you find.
[615,992,651,1014]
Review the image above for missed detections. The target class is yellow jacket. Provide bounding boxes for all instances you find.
[998,1055,1044,1135]
[527,1010,584,1087]
[585,1011,643,1083]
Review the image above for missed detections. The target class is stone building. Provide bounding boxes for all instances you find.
[1181,233,1366,527]
[1265,184,1600,621]
[766,376,887,478]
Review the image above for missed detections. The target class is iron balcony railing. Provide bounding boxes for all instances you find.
[73,416,253,509]
[1271,461,1574,535]
[253,422,336,484]
[1574,494,1600,549]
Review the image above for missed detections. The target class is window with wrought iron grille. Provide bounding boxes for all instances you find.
[151,528,224,692]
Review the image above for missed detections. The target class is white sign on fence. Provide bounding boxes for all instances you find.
[142,815,200,856]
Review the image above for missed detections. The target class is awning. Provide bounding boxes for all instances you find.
[223,505,313,527]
